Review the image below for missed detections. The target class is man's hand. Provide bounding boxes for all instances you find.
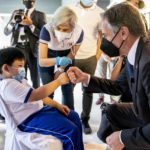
[56,104,70,116]
[67,67,89,84]
[102,53,112,62]
[106,131,125,150]
[20,16,32,26]
[10,10,23,23]
[56,72,69,85]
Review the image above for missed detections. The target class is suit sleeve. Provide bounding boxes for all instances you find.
[84,65,129,96]
[142,62,150,109]
[32,12,47,37]
[4,10,17,35]
[121,63,150,149]
[121,125,150,149]
[27,12,47,38]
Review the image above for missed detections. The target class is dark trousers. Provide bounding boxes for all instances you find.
[97,103,146,150]
[38,49,74,110]
[75,56,97,122]
[16,43,40,88]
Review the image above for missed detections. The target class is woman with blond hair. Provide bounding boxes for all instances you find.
[38,6,84,110]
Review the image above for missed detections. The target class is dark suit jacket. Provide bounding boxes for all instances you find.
[85,37,150,149]
[4,9,46,57]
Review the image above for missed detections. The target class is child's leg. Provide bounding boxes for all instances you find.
[67,110,84,150]
[18,106,84,150]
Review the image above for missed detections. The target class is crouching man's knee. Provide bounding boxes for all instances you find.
[97,103,114,142]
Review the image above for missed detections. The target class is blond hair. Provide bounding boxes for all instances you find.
[52,6,77,29]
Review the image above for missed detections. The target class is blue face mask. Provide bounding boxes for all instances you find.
[13,67,26,82]
[81,0,94,7]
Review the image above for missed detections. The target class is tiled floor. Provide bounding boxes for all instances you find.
[0,83,106,150]
[55,83,104,144]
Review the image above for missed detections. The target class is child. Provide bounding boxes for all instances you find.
[0,47,84,150]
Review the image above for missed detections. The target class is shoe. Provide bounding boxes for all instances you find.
[82,120,92,134]
[96,97,104,105]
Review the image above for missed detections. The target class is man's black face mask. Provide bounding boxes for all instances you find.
[23,0,35,9]
[100,28,124,57]
[100,38,120,57]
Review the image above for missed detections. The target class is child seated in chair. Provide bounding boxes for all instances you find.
[0,47,84,150]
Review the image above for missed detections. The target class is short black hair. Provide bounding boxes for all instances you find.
[0,47,25,74]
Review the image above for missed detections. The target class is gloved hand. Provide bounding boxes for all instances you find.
[56,56,72,67]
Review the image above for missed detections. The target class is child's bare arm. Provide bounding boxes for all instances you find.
[28,73,69,102]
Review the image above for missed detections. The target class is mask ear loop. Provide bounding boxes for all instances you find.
[119,33,129,52]
[118,39,125,49]
[111,27,121,42]
[111,27,125,50]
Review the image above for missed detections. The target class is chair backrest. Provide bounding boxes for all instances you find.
[0,95,63,150]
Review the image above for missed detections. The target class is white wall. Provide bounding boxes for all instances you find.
[0,0,61,14]
[0,15,11,48]
[61,0,78,5]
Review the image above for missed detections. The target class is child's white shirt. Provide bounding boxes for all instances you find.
[0,78,43,125]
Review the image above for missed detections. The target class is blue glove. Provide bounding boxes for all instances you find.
[56,56,72,66]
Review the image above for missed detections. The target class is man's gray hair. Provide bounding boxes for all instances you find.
[51,6,77,29]
[103,2,146,36]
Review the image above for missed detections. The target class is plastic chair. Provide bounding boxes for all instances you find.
[0,95,63,150]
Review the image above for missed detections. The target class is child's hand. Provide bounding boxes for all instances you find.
[54,70,62,80]
[57,104,70,116]
[57,72,70,85]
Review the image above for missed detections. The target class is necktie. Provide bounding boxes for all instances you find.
[127,60,134,83]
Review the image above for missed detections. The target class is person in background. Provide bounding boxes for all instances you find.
[95,53,118,105]
[4,0,46,88]
[67,2,150,149]
[0,47,84,150]
[69,0,104,134]
[38,6,84,110]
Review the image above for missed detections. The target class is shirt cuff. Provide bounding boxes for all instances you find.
[30,24,35,32]
[119,131,124,145]
[83,74,90,87]
[7,23,14,31]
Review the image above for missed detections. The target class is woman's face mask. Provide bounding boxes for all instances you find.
[81,0,95,7]
[100,28,124,57]
[54,30,72,42]
[23,0,35,9]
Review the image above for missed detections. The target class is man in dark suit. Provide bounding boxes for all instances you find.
[67,2,150,150]
[4,0,46,88]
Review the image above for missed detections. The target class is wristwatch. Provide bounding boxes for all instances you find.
[57,67,64,73]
